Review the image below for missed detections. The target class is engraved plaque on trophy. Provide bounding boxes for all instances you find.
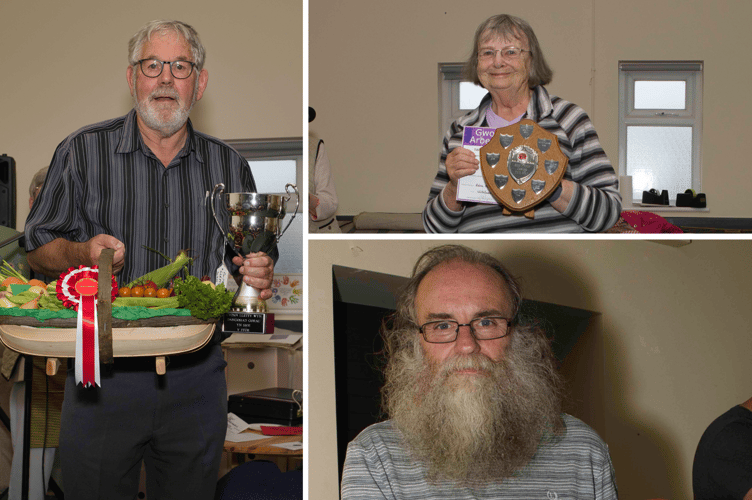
[480,119,568,219]
[210,183,299,333]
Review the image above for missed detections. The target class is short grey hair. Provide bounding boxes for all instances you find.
[128,20,206,72]
[465,14,553,89]
[29,167,48,200]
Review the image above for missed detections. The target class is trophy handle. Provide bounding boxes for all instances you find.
[210,183,228,244]
[277,183,299,240]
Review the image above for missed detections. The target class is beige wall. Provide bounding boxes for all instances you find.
[309,239,752,499]
[1,0,302,229]
[310,0,752,218]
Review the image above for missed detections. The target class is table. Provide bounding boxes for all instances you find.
[224,430,302,456]
[224,429,302,472]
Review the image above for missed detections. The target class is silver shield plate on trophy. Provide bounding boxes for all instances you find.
[545,160,559,175]
[531,179,546,194]
[520,124,534,139]
[507,145,538,185]
[486,152,500,168]
[537,138,552,153]
[512,189,526,203]
[494,174,508,189]
[499,134,514,148]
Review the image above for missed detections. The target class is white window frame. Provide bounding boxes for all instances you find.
[225,137,303,191]
[439,63,488,146]
[618,61,703,206]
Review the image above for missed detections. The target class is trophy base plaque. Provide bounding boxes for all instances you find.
[221,312,275,334]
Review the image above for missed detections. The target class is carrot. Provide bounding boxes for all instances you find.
[20,297,39,309]
[1,277,25,288]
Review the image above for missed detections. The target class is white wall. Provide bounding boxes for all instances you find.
[308,239,752,500]
[311,0,752,219]
[1,0,303,229]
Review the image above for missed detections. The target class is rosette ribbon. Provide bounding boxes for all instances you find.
[57,266,118,388]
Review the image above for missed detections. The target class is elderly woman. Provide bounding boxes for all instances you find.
[423,14,621,233]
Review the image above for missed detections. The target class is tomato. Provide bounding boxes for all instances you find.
[144,287,156,298]
[119,287,131,297]
[131,286,144,297]
[157,288,171,298]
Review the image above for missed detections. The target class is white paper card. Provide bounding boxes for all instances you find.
[456,126,500,205]
[226,413,267,443]
[271,441,303,451]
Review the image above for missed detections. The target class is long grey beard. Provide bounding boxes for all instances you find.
[385,334,563,487]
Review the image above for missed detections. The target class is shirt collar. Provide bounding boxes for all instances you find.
[524,85,554,122]
[116,108,204,165]
[476,85,552,126]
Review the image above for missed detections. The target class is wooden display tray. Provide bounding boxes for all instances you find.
[0,249,216,374]
[0,316,216,358]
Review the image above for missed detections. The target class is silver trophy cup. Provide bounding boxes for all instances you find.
[210,183,299,313]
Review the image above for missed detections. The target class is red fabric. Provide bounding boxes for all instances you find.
[620,211,683,234]
[80,294,96,386]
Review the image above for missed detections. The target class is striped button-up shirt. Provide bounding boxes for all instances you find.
[25,109,255,285]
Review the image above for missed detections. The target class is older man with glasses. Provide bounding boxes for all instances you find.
[341,244,618,499]
[24,20,275,499]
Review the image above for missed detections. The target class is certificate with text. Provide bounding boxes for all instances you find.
[456,127,500,205]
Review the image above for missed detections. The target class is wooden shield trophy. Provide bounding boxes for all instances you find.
[480,119,568,219]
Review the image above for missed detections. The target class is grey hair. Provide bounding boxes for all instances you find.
[29,167,48,200]
[465,14,553,89]
[385,245,523,359]
[128,20,206,72]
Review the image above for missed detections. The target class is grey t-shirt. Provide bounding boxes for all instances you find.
[342,414,618,500]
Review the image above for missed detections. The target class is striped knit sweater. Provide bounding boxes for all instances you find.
[423,86,621,233]
[341,415,618,500]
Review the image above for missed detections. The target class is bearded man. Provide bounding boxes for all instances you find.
[24,20,275,499]
[341,245,618,499]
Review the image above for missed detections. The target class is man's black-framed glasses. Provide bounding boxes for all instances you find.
[418,316,511,344]
[137,59,196,79]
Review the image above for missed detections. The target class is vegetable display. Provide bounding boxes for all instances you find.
[1,251,234,321]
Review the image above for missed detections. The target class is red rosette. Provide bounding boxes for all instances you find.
[56,265,118,389]
[56,265,118,309]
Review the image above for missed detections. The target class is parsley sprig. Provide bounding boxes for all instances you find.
[173,276,233,320]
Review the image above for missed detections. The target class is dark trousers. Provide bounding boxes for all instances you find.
[59,344,228,500]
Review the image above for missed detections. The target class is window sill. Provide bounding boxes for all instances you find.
[624,204,710,213]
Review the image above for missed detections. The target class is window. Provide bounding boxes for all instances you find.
[618,61,703,205]
[439,63,488,144]
[225,138,303,273]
